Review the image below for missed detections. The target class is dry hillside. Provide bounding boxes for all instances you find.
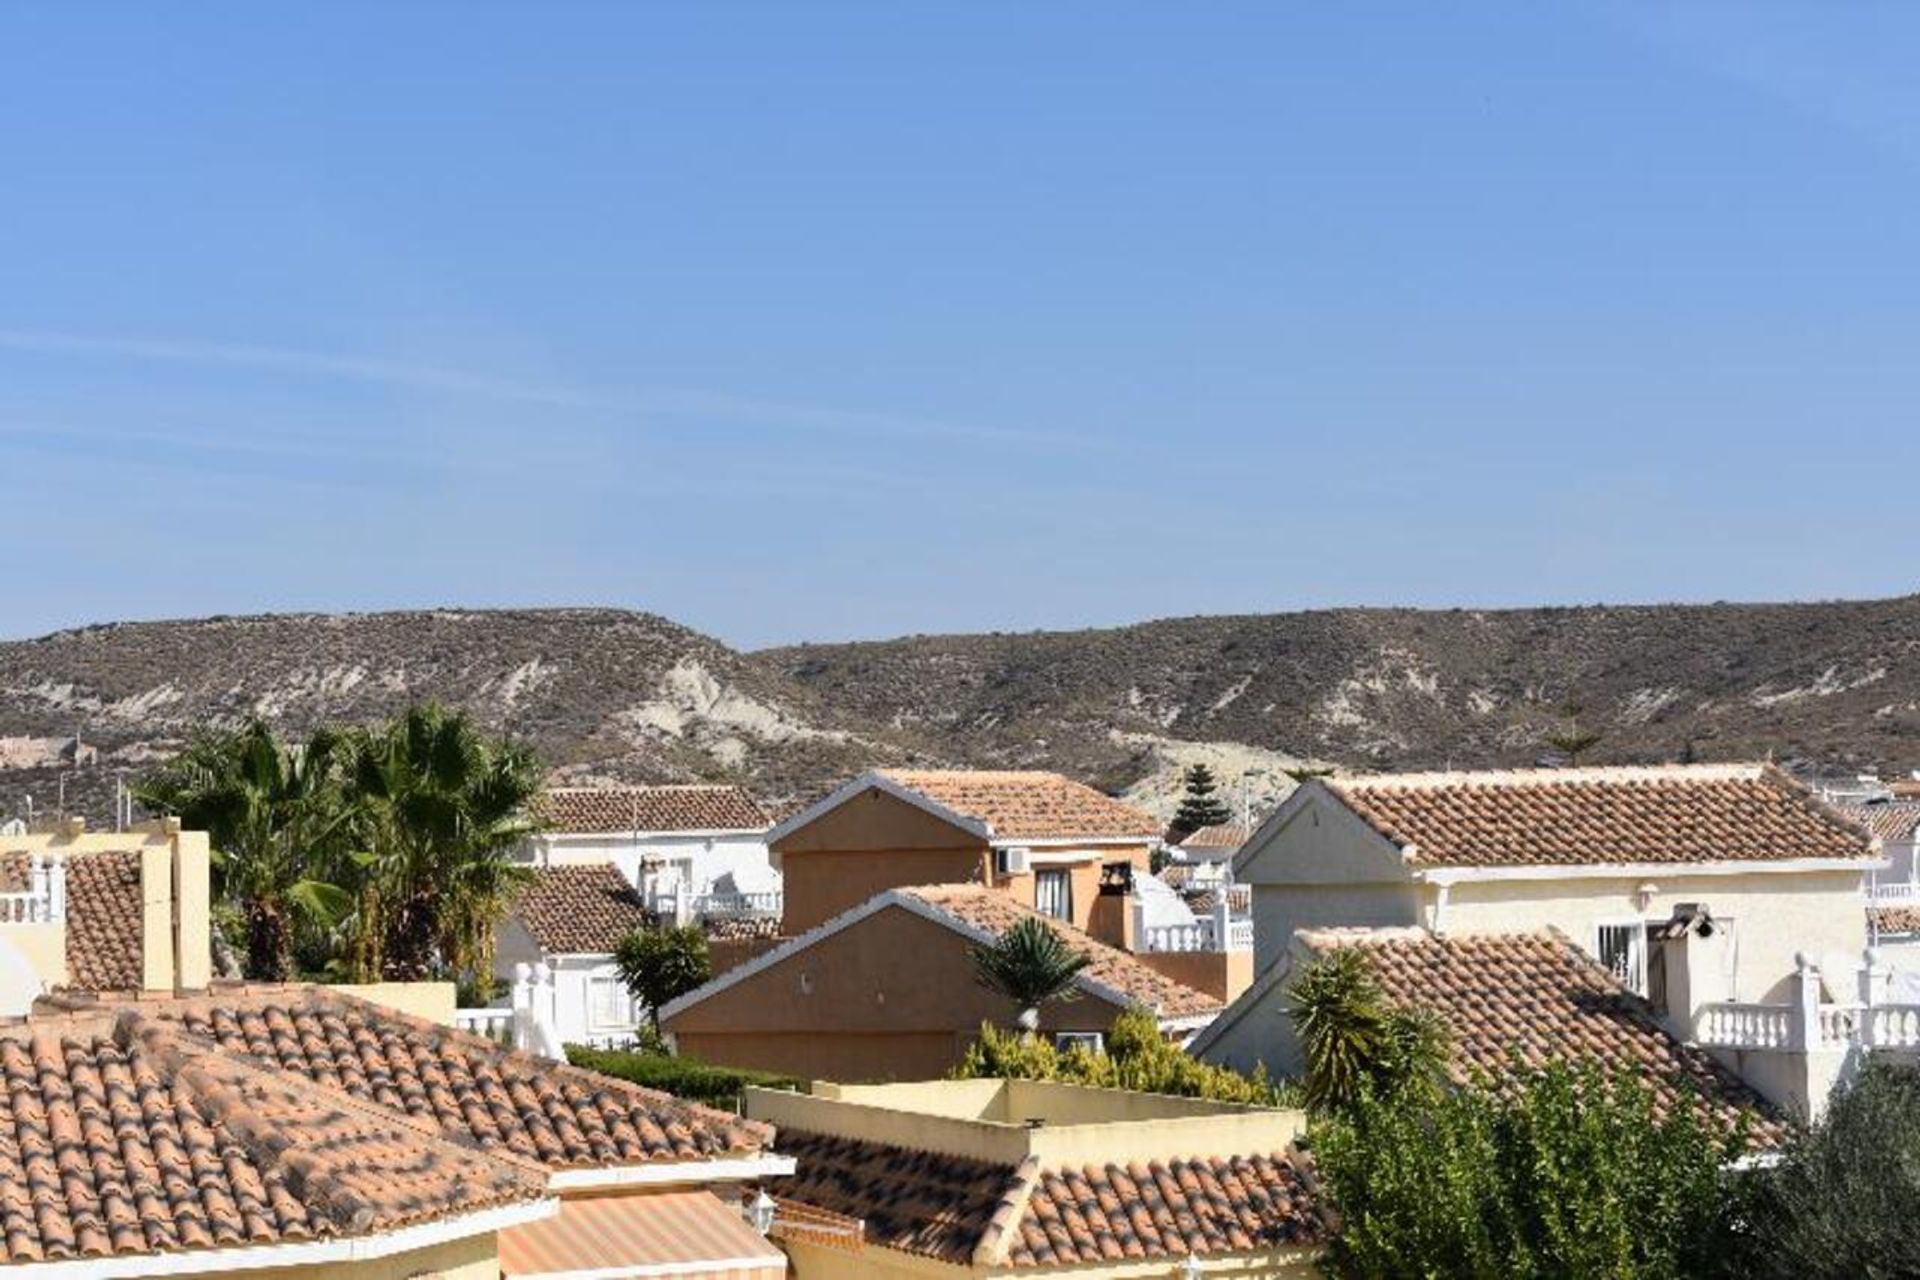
[3,596,1917,828]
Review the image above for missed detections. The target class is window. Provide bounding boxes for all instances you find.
[588,974,636,1029]
[1594,921,1648,996]
[1054,1031,1104,1054]
[1034,869,1073,921]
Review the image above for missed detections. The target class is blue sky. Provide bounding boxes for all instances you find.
[2,4,1916,648]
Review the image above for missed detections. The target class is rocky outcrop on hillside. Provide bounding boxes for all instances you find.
[4,596,1917,829]
[762,596,1920,787]
[0,609,908,824]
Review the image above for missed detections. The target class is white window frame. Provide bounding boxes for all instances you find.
[587,972,638,1031]
[1054,1031,1104,1054]
[1593,919,1649,996]
[1034,868,1073,921]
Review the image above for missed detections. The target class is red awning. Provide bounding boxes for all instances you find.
[498,1191,787,1279]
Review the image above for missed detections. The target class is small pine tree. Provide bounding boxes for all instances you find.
[1171,764,1233,839]
[1547,697,1603,765]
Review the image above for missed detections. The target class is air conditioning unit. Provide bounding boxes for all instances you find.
[997,846,1032,876]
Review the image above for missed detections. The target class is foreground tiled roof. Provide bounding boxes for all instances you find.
[1841,801,1920,844]
[0,1012,545,1266]
[769,1129,1325,1267]
[539,786,769,835]
[139,987,772,1172]
[1328,763,1873,868]
[900,884,1220,1018]
[1007,1151,1324,1265]
[1295,928,1787,1147]
[771,1130,1018,1264]
[1178,823,1251,852]
[514,863,654,955]
[3,850,144,992]
[878,770,1162,841]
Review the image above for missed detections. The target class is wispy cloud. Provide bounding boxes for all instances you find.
[0,329,1088,450]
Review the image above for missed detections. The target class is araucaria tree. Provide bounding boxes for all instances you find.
[970,917,1091,1033]
[134,719,354,981]
[1170,764,1233,839]
[615,925,713,1032]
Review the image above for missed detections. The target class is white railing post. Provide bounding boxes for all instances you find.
[28,855,49,924]
[46,856,65,923]
[1788,953,1822,1052]
[1211,895,1233,953]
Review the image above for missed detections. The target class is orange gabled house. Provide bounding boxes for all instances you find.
[769,770,1163,945]
[659,883,1221,1082]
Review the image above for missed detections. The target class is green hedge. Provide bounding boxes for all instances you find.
[566,1045,801,1111]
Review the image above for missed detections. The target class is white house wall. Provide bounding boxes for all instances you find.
[1236,791,1421,970]
[530,831,775,893]
[1437,871,1868,1003]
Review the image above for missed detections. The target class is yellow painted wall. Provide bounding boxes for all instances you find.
[207,1229,499,1280]
[328,981,459,1024]
[1438,870,1869,1002]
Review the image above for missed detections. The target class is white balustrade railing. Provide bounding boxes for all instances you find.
[1139,916,1254,954]
[690,890,782,918]
[0,855,65,925]
[1865,1004,1920,1049]
[648,887,783,922]
[454,1007,514,1045]
[1141,922,1211,953]
[1696,1002,1794,1049]
[1870,882,1920,903]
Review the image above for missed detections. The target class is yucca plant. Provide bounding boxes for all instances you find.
[970,917,1092,1034]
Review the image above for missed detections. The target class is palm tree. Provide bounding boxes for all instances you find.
[614,925,713,1034]
[970,917,1092,1034]
[341,703,541,982]
[134,720,353,980]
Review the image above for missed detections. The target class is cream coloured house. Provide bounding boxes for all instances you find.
[1226,763,1880,1008]
[0,816,211,1011]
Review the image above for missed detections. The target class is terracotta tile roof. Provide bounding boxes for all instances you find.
[539,786,768,835]
[1007,1150,1325,1265]
[1295,928,1787,1147]
[1870,906,1920,935]
[703,915,781,942]
[1841,801,1920,844]
[899,885,1219,1019]
[1178,823,1251,853]
[768,1130,1326,1268]
[2,850,145,992]
[878,771,1162,841]
[1185,884,1252,916]
[1328,763,1873,868]
[0,1012,545,1266]
[145,987,772,1172]
[770,1129,1020,1264]
[514,863,654,955]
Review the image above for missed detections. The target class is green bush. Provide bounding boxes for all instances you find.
[566,1045,800,1111]
[951,1007,1300,1107]
[1737,1059,1920,1280]
[1313,1060,1746,1280]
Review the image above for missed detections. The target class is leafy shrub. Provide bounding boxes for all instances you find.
[1314,1060,1746,1280]
[566,1045,800,1111]
[1736,1059,1920,1280]
[952,1007,1300,1107]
